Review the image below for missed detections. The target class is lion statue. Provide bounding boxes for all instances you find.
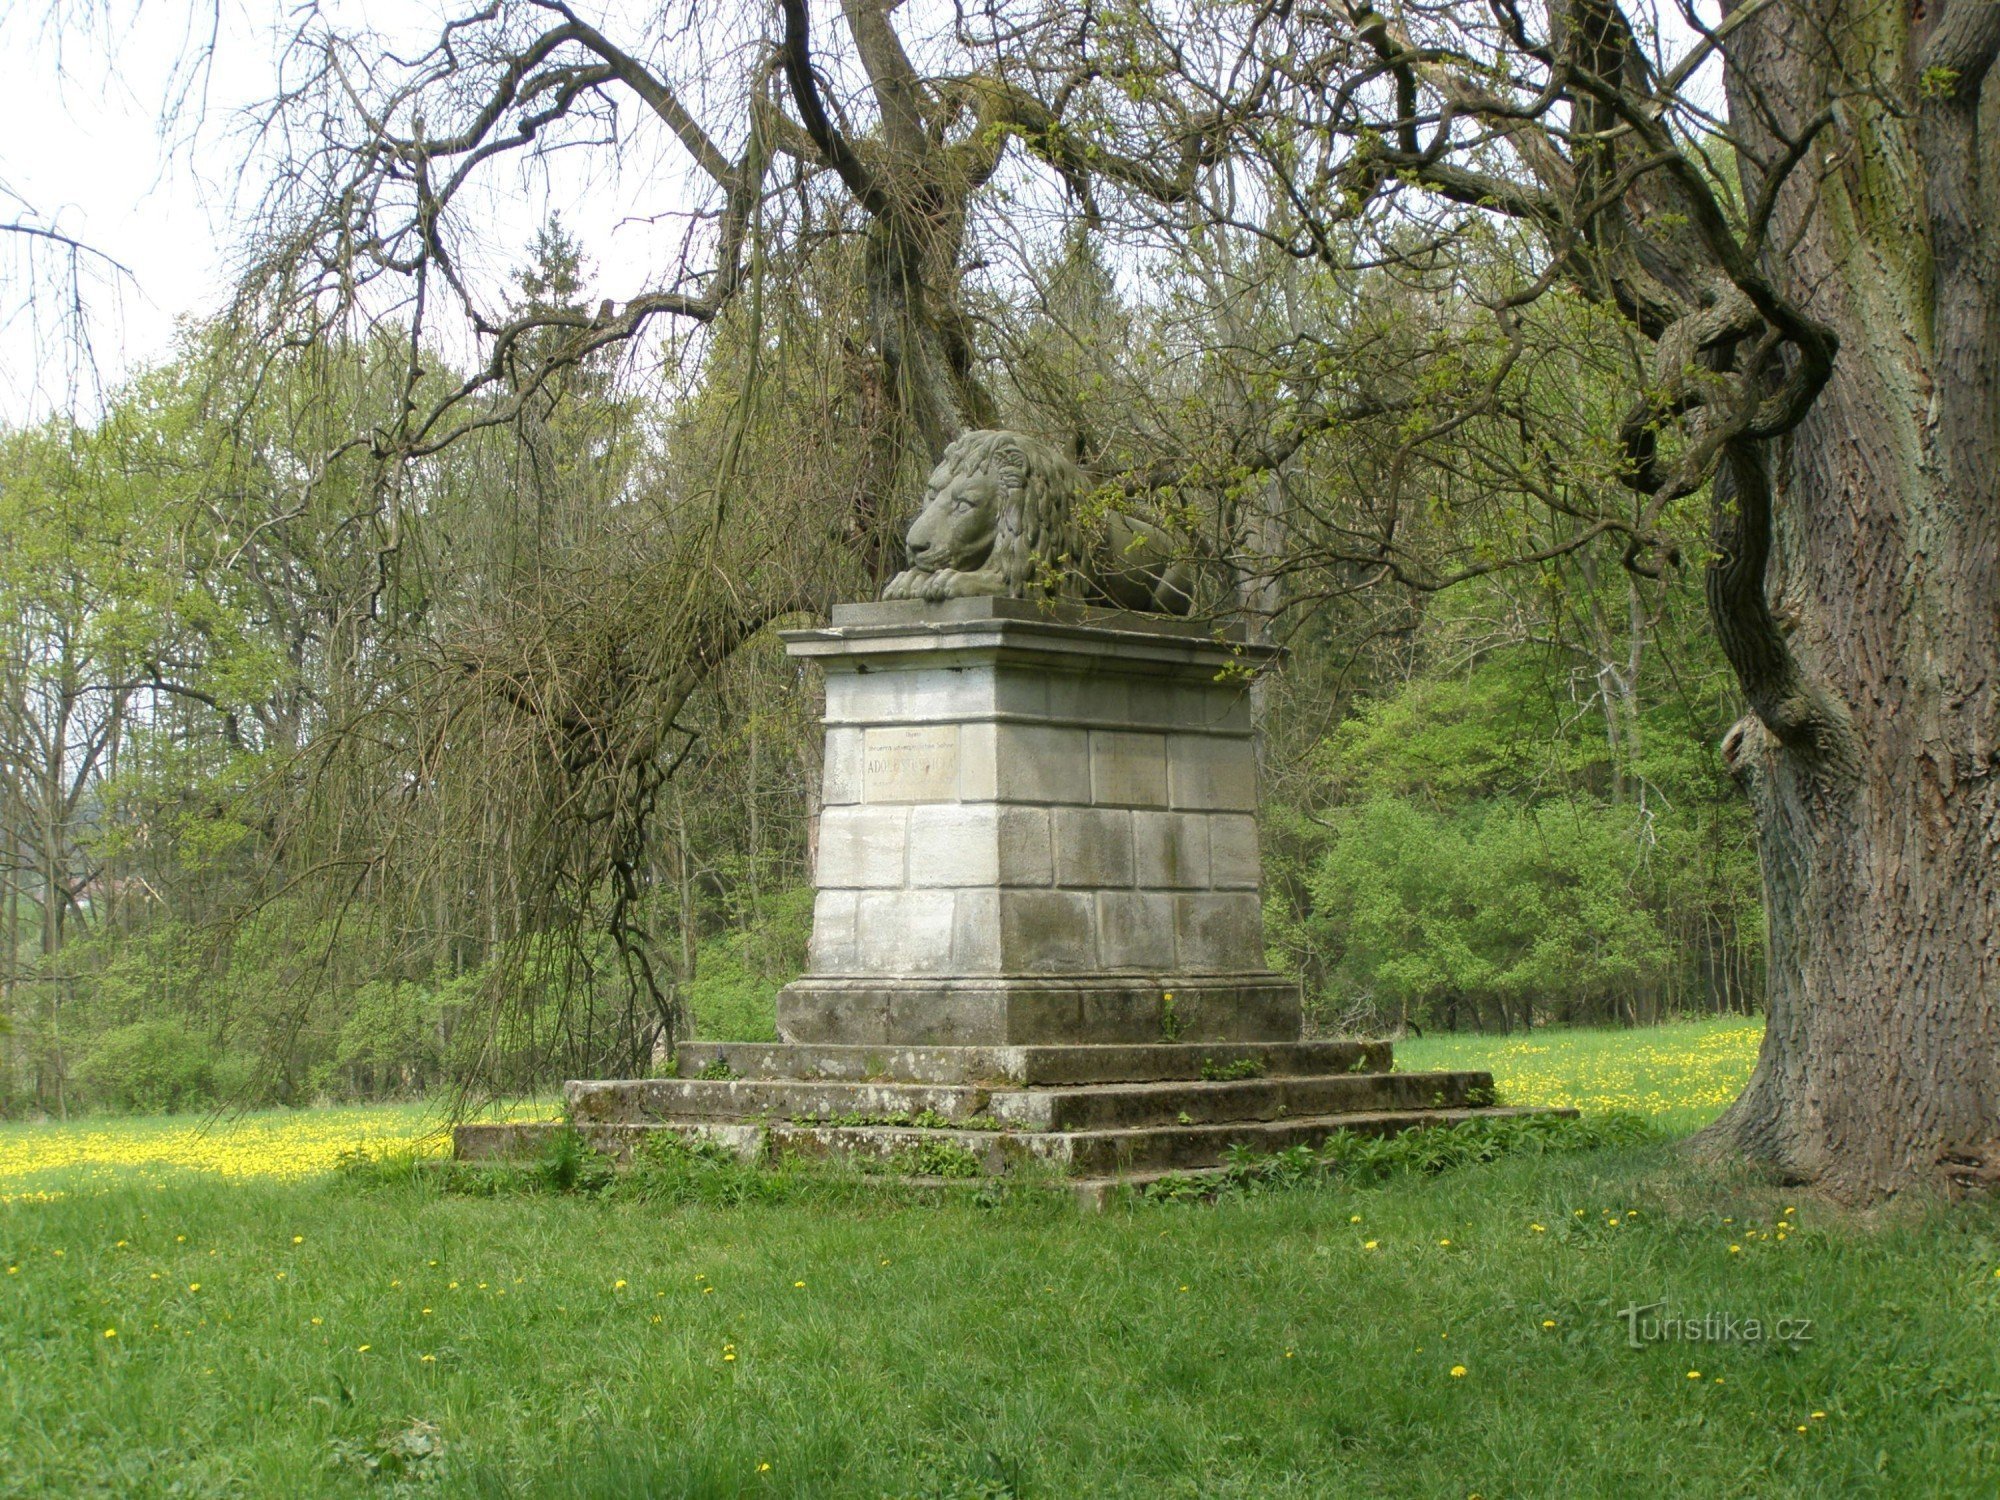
[881,429,1195,615]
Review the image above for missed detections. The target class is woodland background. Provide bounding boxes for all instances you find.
[0,189,1765,1117]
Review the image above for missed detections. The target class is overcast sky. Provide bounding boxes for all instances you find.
[0,0,696,425]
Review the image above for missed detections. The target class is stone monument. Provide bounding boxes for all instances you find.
[456,430,1560,1200]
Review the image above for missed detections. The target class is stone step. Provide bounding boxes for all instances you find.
[987,1071,1495,1131]
[671,1039,1392,1087]
[451,1120,762,1165]
[454,1102,1570,1183]
[767,1105,1562,1177]
[566,1077,993,1127]
[567,1068,1495,1132]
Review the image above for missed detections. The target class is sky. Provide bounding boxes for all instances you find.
[0,0,701,425]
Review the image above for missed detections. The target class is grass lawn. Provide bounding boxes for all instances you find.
[4,1019,1998,1498]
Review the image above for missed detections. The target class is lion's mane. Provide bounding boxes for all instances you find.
[933,429,1079,596]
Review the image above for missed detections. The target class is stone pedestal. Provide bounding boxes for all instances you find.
[775,597,1302,1046]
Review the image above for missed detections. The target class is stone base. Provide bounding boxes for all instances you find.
[774,973,1302,1047]
[451,1037,1578,1206]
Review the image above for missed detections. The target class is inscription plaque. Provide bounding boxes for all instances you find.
[863,725,961,802]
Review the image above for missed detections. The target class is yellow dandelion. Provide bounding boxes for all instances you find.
[702,1286,716,1295]
[724,1352,737,1362]
[758,1463,772,1472]
[1728,1245,1741,1254]
[292,1236,303,1244]
[1349,1214,1362,1223]
[1811,1411,1825,1420]
[1796,1425,1808,1434]
[1530,1224,1545,1233]
[103,1328,117,1339]
[1542,1320,1556,1329]
[188,1283,200,1293]
[311,1317,323,1326]
[1363,1240,1379,1251]
[6,1266,17,1275]
[421,1354,436,1363]
[1686,1370,1701,1380]
[1449,1365,1467,1378]
[1438,1239,1451,1248]
[793,1280,805,1288]
[614,1279,627,1290]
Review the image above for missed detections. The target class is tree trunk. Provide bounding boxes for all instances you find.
[1700,0,2000,1199]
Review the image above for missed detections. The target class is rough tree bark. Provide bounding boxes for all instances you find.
[1698,0,2000,1199]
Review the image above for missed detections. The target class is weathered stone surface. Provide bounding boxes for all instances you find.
[1052,807,1133,888]
[853,891,957,974]
[457,1035,1575,1197]
[1133,810,1210,888]
[996,890,1097,971]
[1174,892,1266,970]
[994,805,1055,886]
[774,974,1302,1046]
[1167,733,1259,810]
[673,1038,1394,1085]
[561,1068,1496,1134]
[815,805,908,888]
[1206,814,1263,890]
[991,723,1092,804]
[879,429,1195,615]
[822,727,865,805]
[1094,891,1178,970]
[907,804,1000,887]
[806,890,861,972]
[1089,729,1170,806]
[782,599,1292,1047]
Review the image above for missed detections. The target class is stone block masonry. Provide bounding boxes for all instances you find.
[775,597,1302,1046]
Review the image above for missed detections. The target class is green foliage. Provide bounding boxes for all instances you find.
[72,1020,230,1114]
[1198,1057,1266,1081]
[1144,1112,1660,1200]
[538,1126,613,1195]
[684,887,814,1043]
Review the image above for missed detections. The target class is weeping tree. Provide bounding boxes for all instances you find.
[230,0,1253,1079]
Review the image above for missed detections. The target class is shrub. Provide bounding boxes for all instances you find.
[74,1020,224,1113]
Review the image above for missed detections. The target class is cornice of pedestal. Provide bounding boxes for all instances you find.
[779,597,1283,678]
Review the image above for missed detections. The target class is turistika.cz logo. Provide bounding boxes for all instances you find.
[1616,1301,1815,1348]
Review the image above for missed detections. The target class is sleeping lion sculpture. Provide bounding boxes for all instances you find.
[881,429,1195,616]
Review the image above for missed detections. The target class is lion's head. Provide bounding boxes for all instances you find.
[881,430,1078,602]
